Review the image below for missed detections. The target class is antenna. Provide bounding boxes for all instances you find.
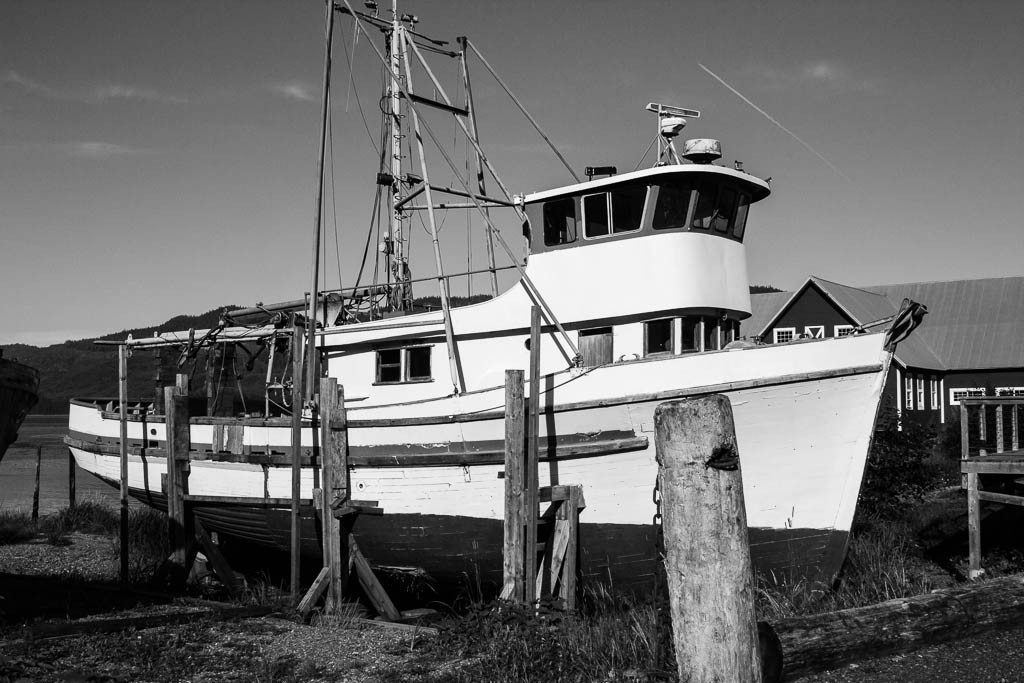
[645,102,700,165]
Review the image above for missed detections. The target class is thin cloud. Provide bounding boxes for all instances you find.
[3,70,186,104]
[269,81,317,102]
[746,60,880,94]
[70,141,147,158]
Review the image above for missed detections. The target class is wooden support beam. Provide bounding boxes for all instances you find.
[290,322,303,600]
[656,395,762,683]
[525,306,541,604]
[967,470,983,579]
[31,445,41,523]
[118,344,129,583]
[350,536,401,621]
[193,518,241,596]
[561,485,581,610]
[164,377,192,588]
[501,369,526,602]
[297,566,331,618]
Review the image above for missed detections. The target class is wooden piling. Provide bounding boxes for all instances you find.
[67,449,76,509]
[524,306,541,603]
[31,445,41,522]
[118,344,130,583]
[320,377,349,610]
[164,377,191,586]
[655,394,762,683]
[501,369,526,602]
[290,322,304,599]
[968,470,983,579]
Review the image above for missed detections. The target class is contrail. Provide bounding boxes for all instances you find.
[698,63,850,182]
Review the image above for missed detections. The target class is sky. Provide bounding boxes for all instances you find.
[1,0,1022,346]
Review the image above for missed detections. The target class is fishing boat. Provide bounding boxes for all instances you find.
[0,352,39,463]
[65,1,922,591]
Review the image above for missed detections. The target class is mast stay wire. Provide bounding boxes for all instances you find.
[339,2,580,363]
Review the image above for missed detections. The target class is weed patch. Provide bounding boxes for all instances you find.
[0,511,34,545]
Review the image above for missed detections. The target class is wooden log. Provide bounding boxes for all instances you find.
[23,605,274,641]
[118,344,129,583]
[31,445,41,522]
[501,369,526,602]
[561,485,580,610]
[773,574,1024,678]
[525,306,541,604]
[290,322,304,600]
[297,566,331,618]
[656,395,761,683]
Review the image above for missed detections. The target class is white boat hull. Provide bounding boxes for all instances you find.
[67,332,891,589]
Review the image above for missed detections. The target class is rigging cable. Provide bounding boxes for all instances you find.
[337,19,380,156]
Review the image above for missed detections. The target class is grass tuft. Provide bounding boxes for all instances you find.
[0,510,35,545]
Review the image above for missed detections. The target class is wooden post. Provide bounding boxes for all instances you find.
[996,405,1004,453]
[968,470,983,579]
[320,377,349,611]
[656,395,762,683]
[67,449,76,509]
[960,402,971,489]
[164,377,191,586]
[118,344,130,583]
[501,369,526,602]
[153,335,165,414]
[290,322,304,600]
[524,306,541,603]
[31,445,41,522]
[561,486,580,610]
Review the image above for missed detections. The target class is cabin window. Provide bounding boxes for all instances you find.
[583,184,647,238]
[711,187,737,233]
[773,327,795,344]
[583,193,609,238]
[578,327,613,366]
[644,319,673,356]
[703,317,721,351]
[691,184,718,230]
[543,197,577,246]
[375,346,432,384]
[376,349,402,383]
[680,316,700,352]
[611,184,647,233]
[653,179,695,230]
[733,193,750,239]
[406,346,432,381]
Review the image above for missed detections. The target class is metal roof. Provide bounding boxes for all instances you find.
[748,276,1024,372]
[864,277,1024,370]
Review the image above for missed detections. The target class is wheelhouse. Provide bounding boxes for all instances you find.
[524,165,770,254]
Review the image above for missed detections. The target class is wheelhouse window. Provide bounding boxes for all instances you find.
[644,319,673,356]
[733,193,750,239]
[578,327,613,366]
[680,316,700,352]
[375,346,432,384]
[653,179,695,230]
[703,316,720,351]
[583,183,647,238]
[543,197,577,246]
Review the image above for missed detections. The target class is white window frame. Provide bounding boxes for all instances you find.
[374,345,434,385]
[804,325,825,339]
[905,375,914,409]
[996,387,1024,397]
[949,387,985,406]
[930,378,939,411]
[773,327,796,344]
[916,378,925,410]
[834,324,854,337]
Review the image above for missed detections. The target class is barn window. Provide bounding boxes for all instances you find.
[804,325,825,339]
[949,388,985,406]
[930,378,939,408]
[917,378,925,409]
[578,327,613,366]
[905,376,914,409]
[835,325,854,337]
[772,327,795,344]
[644,319,674,356]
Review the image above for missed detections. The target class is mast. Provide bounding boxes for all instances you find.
[387,0,409,311]
[307,0,336,399]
